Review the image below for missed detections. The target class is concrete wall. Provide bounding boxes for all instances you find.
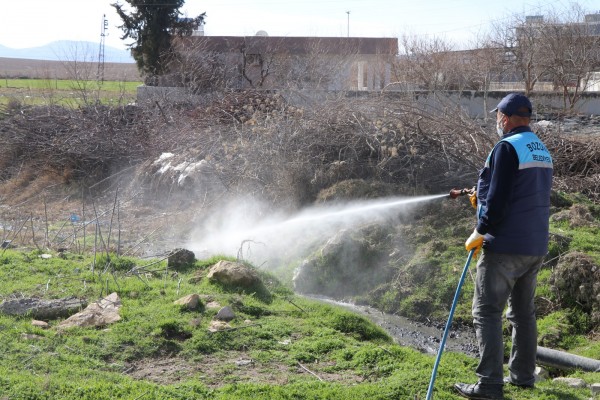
[137,85,200,105]
[392,91,600,118]
[137,86,600,117]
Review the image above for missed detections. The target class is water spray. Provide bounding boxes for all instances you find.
[281,193,449,225]
[187,190,474,398]
[188,193,452,264]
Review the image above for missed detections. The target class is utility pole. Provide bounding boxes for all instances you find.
[346,11,350,37]
[97,14,108,83]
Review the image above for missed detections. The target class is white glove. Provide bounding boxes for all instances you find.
[465,229,484,257]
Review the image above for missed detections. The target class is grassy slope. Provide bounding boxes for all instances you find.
[0,250,596,399]
[392,192,600,354]
[0,83,597,398]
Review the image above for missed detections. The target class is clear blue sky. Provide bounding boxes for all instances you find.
[1,0,597,51]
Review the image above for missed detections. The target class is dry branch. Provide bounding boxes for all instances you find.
[297,362,324,381]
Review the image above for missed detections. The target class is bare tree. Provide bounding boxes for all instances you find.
[394,35,459,91]
[491,14,550,95]
[538,5,600,110]
[490,2,600,109]
[238,37,359,90]
[240,41,278,88]
[276,40,353,91]
[59,42,102,105]
[165,37,234,92]
[456,36,506,119]
[462,45,504,90]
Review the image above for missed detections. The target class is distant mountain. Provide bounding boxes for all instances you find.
[0,41,134,63]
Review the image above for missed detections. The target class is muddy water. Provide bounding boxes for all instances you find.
[308,295,480,358]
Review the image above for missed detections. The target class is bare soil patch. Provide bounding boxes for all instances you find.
[125,353,363,387]
[0,57,140,81]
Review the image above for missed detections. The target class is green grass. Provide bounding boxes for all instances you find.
[0,78,141,107]
[0,249,596,399]
[0,78,141,92]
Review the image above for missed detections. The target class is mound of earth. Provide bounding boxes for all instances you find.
[551,252,600,327]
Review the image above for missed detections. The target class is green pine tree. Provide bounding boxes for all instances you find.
[112,0,205,84]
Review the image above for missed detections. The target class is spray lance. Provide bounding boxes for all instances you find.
[424,187,477,399]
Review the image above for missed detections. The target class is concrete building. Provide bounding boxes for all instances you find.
[168,34,398,92]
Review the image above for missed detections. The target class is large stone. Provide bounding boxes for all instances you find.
[215,306,236,321]
[174,294,201,310]
[208,320,231,332]
[167,248,196,271]
[32,320,50,329]
[206,260,261,288]
[0,296,87,319]
[534,366,549,382]
[205,301,221,309]
[57,293,121,329]
[553,377,587,388]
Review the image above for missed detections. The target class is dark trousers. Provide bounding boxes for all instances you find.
[472,250,544,387]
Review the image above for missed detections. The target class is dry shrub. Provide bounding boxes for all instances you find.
[177,91,493,206]
[315,179,402,203]
[3,89,600,216]
[550,203,597,228]
[0,104,162,196]
[540,131,600,202]
[0,166,66,205]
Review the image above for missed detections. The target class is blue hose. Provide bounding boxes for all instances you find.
[425,249,475,400]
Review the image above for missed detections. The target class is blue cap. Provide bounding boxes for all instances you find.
[490,93,532,117]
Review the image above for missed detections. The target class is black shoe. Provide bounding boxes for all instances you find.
[503,376,534,389]
[454,382,503,399]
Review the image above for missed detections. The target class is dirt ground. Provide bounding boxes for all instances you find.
[0,57,140,81]
[125,352,363,387]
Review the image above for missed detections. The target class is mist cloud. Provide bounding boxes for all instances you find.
[186,194,447,268]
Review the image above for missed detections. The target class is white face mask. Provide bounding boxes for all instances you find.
[496,121,504,137]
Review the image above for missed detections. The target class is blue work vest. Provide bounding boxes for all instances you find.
[477,131,553,256]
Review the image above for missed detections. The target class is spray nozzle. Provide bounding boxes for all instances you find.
[448,188,474,199]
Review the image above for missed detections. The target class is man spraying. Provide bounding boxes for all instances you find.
[454,93,553,399]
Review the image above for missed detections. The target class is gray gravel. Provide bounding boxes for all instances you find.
[308,295,480,358]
